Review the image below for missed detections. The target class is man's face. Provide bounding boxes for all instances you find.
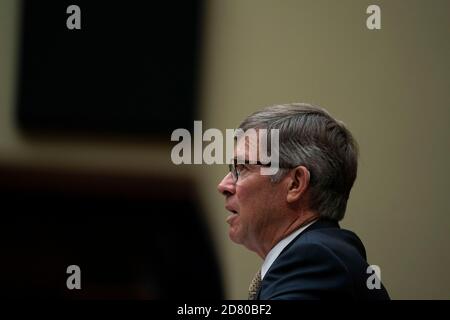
[217,136,286,253]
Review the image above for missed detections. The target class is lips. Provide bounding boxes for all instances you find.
[225,205,238,215]
[226,212,239,225]
[225,205,239,224]
[225,204,239,214]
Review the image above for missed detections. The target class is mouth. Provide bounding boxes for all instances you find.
[225,205,239,224]
[225,205,238,215]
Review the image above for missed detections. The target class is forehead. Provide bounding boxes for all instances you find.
[234,130,260,159]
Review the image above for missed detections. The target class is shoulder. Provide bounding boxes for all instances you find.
[290,225,367,261]
[261,240,354,299]
[259,223,388,300]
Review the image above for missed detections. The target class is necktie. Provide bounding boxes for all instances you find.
[248,269,262,300]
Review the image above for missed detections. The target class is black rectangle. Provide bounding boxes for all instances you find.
[17,0,203,136]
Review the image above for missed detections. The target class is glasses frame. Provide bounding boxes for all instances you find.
[228,159,272,183]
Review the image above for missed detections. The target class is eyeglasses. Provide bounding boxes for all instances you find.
[228,159,271,183]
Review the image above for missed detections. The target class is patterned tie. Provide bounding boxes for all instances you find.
[248,269,262,300]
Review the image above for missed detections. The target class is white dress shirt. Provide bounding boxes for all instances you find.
[261,219,318,280]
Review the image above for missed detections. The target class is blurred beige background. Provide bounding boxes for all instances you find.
[1,0,449,299]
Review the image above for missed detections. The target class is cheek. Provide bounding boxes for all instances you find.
[235,175,282,216]
[236,186,246,202]
[236,185,270,218]
[236,185,257,210]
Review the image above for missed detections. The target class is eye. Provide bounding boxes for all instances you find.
[235,164,247,173]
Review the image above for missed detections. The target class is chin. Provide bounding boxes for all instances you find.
[228,230,243,245]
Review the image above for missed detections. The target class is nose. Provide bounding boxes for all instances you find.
[217,173,236,197]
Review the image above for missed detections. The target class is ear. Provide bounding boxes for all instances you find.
[286,166,310,203]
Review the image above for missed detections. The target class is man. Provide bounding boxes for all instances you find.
[217,103,390,300]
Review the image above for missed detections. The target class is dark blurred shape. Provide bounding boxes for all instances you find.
[17,0,203,136]
[0,164,223,299]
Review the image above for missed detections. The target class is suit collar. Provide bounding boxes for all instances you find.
[301,218,340,235]
[270,218,340,267]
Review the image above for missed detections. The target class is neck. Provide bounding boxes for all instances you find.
[256,210,319,259]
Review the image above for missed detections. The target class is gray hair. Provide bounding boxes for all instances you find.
[238,103,358,221]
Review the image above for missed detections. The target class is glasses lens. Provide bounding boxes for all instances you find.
[229,163,239,182]
[228,164,235,181]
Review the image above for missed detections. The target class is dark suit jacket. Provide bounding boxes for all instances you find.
[258,219,390,300]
